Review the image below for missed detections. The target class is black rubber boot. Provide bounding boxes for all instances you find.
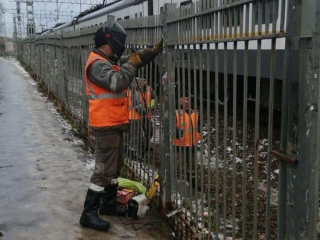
[80,189,110,230]
[99,184,127,216]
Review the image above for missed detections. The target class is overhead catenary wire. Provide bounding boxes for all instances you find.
[4,0,96,37]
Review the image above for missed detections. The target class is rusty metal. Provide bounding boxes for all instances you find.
[270,150,297,164]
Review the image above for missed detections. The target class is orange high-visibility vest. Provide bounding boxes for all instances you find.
[143,86,151,106]
[85,52,128,127]
[173,110,201,147]
[128,86,152,120]
[142,86,152,119]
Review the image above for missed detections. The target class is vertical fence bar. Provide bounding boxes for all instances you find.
[199,43,205,235]
[181,45,188,214]
[223,41,228,239]
[253,40,261,240]
[160,3,176,215]
[206,41,212,235]
[277,35,288,240]
[242,40,249,240]
[214,41,220,234]
[266,37,275,240]
[265,1,270,35]
[175,47,180,208]
[192,42,199,229]
[232,40,237,240]
[187,44,194,224]
[147,62,152,182]
[281,0,320,239]
[254,2,263,239]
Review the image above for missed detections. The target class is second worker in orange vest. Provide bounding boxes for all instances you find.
[173,97,201,186]
[127,78,154,158]
[79,22,163,231]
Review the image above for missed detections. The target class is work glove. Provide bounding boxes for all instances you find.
[138,39,163,67]
[148,99,155,110]
[127,52,143,69]
[151,39,164,55]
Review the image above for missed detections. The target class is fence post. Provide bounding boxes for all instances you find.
[280,0,320,239]
[160,2,176,216]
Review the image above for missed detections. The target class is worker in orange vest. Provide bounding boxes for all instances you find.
[127,78,154,158]
[80,22,163,231]
[173,97,200,184]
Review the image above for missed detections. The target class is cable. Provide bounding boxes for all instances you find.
[116,212,164,231]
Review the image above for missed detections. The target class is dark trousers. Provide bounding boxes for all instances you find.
[175,146,197,176]
[90,129,124,187]
[127,118,153,158]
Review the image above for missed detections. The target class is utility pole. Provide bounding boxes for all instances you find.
[56,0,58,23]
[26,0,35,36]
[16,0,22,38]
[0,1,3,37]
[13,15,17,39]
[3,9,7,38]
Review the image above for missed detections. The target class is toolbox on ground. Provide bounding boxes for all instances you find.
[117,188,136,205]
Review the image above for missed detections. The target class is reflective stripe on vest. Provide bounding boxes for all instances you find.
[85,52,128,127]
[85,55,125,100]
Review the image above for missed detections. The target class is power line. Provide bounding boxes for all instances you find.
[10,0,102,6]
[6,9,77,15]
[7,0,102,38]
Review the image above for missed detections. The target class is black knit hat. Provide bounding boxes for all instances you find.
[94,22,127,58]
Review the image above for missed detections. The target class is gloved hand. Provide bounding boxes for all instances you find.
[138,39,163,67]
[148,99,155,110]
[151,39,163,55]
[127,52,142,68]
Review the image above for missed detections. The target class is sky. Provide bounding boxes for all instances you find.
[1,0,111,37]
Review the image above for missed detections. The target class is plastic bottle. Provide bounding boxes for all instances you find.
[146,175,160,205]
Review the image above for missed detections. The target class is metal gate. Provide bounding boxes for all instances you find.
[16,0,320,239]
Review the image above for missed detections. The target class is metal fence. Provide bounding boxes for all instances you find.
[17,0,320,239]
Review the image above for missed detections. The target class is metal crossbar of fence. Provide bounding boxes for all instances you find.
[16,0,320,239]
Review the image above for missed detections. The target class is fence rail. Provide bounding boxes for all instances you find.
[17,0,320,239]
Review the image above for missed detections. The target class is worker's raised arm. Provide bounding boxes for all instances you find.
[88,59,138,93]
[118,39,163,67]
[87,44,163,94]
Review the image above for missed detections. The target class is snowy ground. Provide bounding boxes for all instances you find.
[0,57,174,240]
